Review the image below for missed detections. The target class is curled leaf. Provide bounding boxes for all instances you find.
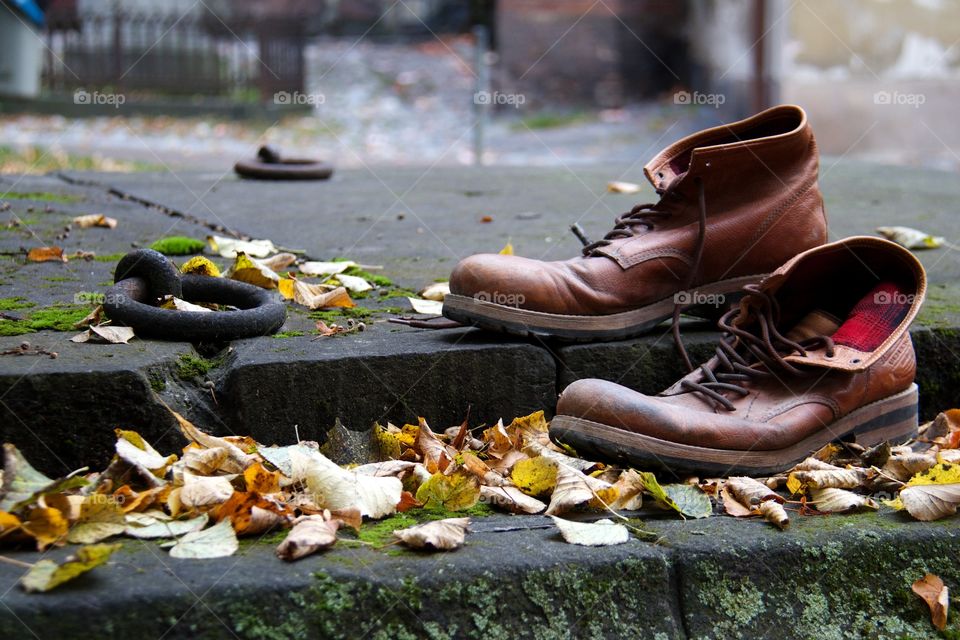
[551,516,629,546]
[276,513,340,561]
[21,543,121,592]
[393,517,469,550]
[912,573,949,631]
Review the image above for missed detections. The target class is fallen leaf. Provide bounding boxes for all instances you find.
[787,468,866,492]
[606,181,641,194]
[257,253,297,271]
[168,519,239,558]
[415,472,480,511]
[393,517,469,550]
[335,273,373,293]
[27,246,66,262]
[546,463,615,516]
[760,501,790,530]
[280,278,354,310]
[415,418,455,474]
[124,513,208,539]
[182,447,231,476]
[877,226,943,250]
[73,305,104,328]
[243,462,281,494]
[21,507,69,550]
[169,408,253,473]
[408,297,443,315]
[609,469,644,511]
[719,484,754,517]
[663,483,712,519]
[70,325,136,344]
[294,449,402,519]
[551,516,630,546]
[227,252,279,289]
[115,430,176,474]
[810,487,879,513]
[66,496,126,544]
[207,235,277,258]
[160,296,213,313]
[20,543,121,592]
[298,261,357,277]
[180,475,235,510]
[72,214,117,229]
[510,456,558,497]
[897,463,960,521]
[215,491,290,535]
[180,256,221,277]
[912,573,949,630]
[499,242,513,255]
[479,485,546,514]
[419,282,450,301]
[1,444,54,512]
[276,513,340,560]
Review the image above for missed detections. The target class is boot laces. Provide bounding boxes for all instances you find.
[680,285,836,411]
[571,176,709,371]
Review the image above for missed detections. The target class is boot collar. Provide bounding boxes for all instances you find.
[743,236,927,372]
[643,104,813,191]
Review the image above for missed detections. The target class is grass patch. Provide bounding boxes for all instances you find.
[150,236,206,256]
[0,302,94,336]
[0,296,35,311]
[514,111,589,131]
[0,145,158,174]
[0,191,84,203]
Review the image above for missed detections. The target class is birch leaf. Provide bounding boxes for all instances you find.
[169,519,238,559]
[21,543,121,592]
[393,517,469,550]
[810,487,878,513]
[545,463,615,516]
[180,256,221,277]
[294,449,402,519]
[479,485,546,514]
[335,273,373,293]
[66,496,126,544]
[207,235,277,258]
[70,325,136,344]
[551,516,629,546]
[415,472,480,511]
[663,483,712,518]
[898,463,960,521]
[419,282,449,301]
[227,252,279,289]
[124,513,208,539]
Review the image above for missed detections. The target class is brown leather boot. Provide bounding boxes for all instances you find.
[444,105,828,349]
[550,236,927,476]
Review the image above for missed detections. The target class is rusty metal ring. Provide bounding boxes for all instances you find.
[104,250,287,342]
[234,158,334,181]
[114,248,182,301]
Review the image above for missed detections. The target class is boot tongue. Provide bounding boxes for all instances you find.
[784,310,841,343]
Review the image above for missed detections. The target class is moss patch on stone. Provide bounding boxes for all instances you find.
[272,330,305,339]
[0,302,94,335]
[175,352,224,380]
[1,191,84,203]
[0,296,35,311]
[149,236,206,256]
[94,253,127,263]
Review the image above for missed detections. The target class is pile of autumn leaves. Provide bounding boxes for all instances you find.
[3,408,960,593]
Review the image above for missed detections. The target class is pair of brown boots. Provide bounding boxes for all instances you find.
[443,105,927,476]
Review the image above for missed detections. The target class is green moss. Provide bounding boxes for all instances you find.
[0,302,94,335]
[378,287,417,300]
[149,236,206,256]
[176,352,224,380]
[1,191,84,203]
[94,253,127,263]
[308,306,376,324]
[513,111,589,131]
[342,265,392,287]
[42,275,80,283]
[272,330,305,339]
[147,370,166,393]
[0,296,35,311]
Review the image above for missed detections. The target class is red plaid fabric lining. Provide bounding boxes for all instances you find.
[830,282,910,351]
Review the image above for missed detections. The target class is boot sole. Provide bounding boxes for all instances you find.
[441,275,762,342]
[549,383,919,476]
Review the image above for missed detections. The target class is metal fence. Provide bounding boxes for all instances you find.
[40,1,479,100]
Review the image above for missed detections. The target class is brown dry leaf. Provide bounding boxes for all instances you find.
[115,429,176,474]
[180,475,235,510]
[759,501,790,530]
[719,484,754,517]
[73,305,104,328]
[27,246,66,263]
[257,252,297,272]
[169,407,254,473]
[276,513,341,561]
[415,417,455,474]
[279,277,354,310]
[393,517,469,551]
[479,485,546,514]
[72,214,117,229]
[459,451,505,487]
[606,180,641,194]
[215,491,291,536]
[182,447,231,475]
[227,252,279,289]
[724,477,787,528]
[70,325,136,344]
[883,453,938,482]
[912,573,949,630]
[419,282,450,301]
[810,487,878,513]
[609,469,644,511]
[545,463,616,516]
[790,457,842,472]
[787,468,866,493]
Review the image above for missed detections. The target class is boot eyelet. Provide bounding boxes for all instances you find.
[851,358,861,364]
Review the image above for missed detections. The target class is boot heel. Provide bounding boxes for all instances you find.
[842,383,919,448]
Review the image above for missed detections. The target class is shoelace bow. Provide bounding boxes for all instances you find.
[571,176,709,371]
[680,284,836,411]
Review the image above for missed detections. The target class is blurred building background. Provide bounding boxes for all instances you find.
[0,0,958,171]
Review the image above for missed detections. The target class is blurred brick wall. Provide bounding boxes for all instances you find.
[495,0,689,108]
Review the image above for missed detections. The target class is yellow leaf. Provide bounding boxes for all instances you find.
[0,510,23,537]
[21,543,122,593]
[415,472,480,511]
[499,241,513,255]
[72,214,118,229]
[905,462,960,487]
[227,252,279,289]
[510,456,558,497]
[180,256,221,277]
[243,462,281,494]
[67,496,126,544]
[21,507,69,550]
